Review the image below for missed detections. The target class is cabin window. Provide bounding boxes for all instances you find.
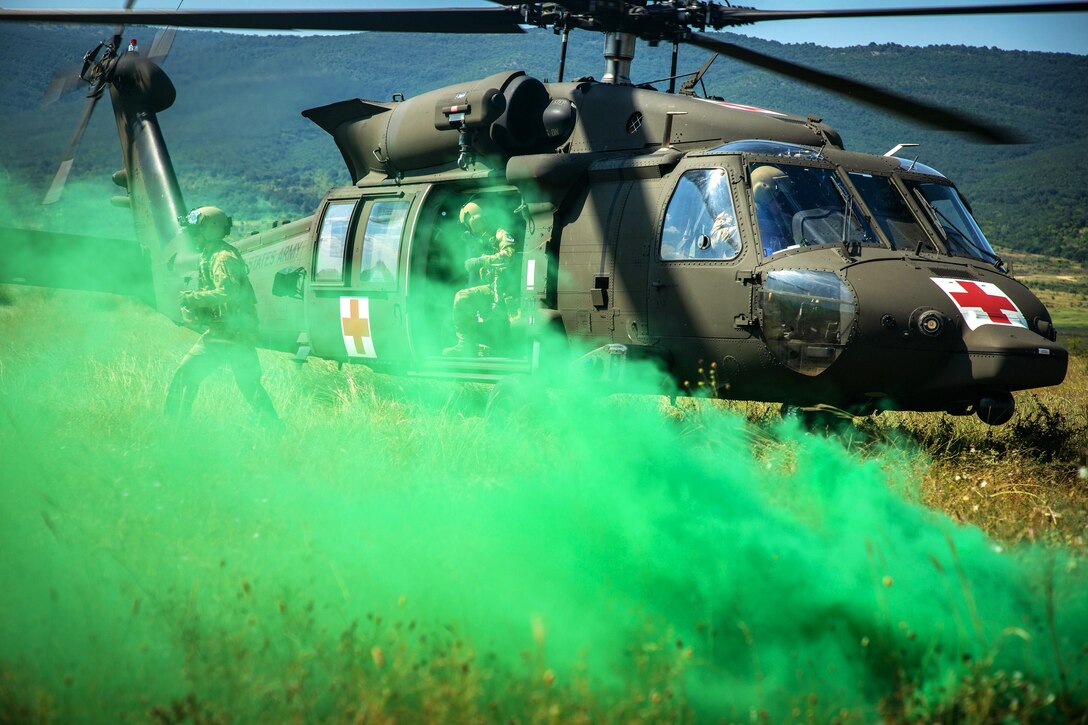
[760,270,856,377]
[660,168,741,261]
[314,200,356,285]
[359,200,410,288]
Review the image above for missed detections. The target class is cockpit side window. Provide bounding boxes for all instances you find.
[661,169,742,262]
[749,163,878,257]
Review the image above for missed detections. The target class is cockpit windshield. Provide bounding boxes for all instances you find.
[848,172,933,252]
[749,163,878,257]
[905,180,1000,265]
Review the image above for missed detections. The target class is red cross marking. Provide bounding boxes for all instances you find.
[949,281,1017,324]
[342,299,370,352]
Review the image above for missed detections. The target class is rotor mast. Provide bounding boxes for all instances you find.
[601,31,636,85]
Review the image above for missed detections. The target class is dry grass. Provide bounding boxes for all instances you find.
[883,357,1088,552]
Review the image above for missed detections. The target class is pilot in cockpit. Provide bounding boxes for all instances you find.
[751,164,796,256]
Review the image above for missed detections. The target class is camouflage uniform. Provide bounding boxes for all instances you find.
[445,227,518,356]
[164,237,279,423]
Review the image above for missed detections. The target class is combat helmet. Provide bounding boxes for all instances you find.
[185,206,233,239]
[749,165,792,198]
[459,201,485,234]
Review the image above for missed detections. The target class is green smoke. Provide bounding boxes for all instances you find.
[1,175,1086,722]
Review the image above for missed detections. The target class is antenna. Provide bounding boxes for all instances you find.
[679,54,718,97]
[883,143,920,157]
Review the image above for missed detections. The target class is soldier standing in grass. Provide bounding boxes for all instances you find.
[165,206,281,427]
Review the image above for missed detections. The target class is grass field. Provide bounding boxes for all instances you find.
[1002,248,1088,348]
[1,282,1086,723]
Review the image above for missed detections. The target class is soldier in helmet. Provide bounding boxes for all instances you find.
[443,200,519,356]
[750,164,796,256]
[165,206,281,427]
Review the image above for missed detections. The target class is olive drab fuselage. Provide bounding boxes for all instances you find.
[107,56,1066,422]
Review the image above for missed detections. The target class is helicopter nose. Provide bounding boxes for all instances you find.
[839,262,1068,417]
[914,273,1068,393]
[954,323,1066,389]
[917,322,1066,424]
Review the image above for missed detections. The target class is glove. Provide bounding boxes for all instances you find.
[179,290,200,321]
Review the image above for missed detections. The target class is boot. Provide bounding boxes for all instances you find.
[443,333,473,357]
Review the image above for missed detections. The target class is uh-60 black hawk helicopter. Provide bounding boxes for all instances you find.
[4,1,1084,425]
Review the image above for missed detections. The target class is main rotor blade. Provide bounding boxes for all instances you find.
[148,26,176,62]
[42,68,83,106]
[43,91,102,204]
[717,1,1088,26]
[0,7,525,33]
[687,32,1021,144]
[117,0,135,34]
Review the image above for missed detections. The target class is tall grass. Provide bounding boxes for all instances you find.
[1,285,1086,723]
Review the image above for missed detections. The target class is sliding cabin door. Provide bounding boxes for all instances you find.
[306,191,414,370]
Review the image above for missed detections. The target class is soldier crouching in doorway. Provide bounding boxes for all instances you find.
[165,206,281,429]
[443,200,519,357]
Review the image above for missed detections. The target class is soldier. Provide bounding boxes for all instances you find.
[750,164,796,256]
[443,201,519,356]
[164,206,281,427]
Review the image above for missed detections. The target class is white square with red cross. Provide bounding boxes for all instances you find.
[931,278,1028,331]
[340,297,377,358]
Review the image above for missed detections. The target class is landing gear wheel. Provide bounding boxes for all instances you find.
[976,391,1015,426]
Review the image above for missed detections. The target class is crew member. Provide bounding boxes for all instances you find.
[443,201,519,357]
[165,206,281,427]
[691,209,740,260]
[751,164,796,256]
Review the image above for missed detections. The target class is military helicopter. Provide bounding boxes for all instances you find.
[3,1,1084,425]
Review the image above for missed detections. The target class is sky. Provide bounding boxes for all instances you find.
[2,0,1086,55]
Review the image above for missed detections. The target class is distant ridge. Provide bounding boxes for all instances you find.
[1,23,1085,260]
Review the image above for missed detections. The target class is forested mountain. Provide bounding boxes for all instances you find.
[1,23,1086,260]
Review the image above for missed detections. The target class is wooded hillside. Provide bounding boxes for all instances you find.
[1,23,1085,260]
